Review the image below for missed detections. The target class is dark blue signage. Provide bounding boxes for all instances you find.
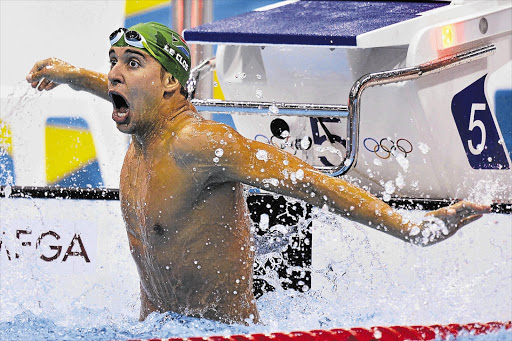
[451,75,509,169]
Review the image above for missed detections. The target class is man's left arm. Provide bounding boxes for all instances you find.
[201,124,490,245]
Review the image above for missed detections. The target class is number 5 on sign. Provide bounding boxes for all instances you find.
[451,74,509,169]
[468,103,486,155]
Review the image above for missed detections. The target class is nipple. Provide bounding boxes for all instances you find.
[153,224,164,235]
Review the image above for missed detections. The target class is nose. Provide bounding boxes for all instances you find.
[108,63,124,86]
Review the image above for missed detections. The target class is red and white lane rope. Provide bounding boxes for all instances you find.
[125,321,511,341]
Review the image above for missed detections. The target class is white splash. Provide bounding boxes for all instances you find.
[256,150,268,161]
[395,154,409,172]
[262,178,279,187]
[268,104,279,115]
[418,142,430,154]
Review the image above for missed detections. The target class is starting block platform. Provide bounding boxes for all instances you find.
[183,0,512,205]
[184,0,448,47]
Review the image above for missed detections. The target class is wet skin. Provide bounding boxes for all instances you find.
[119,113,258,323]
[26,48,491,324]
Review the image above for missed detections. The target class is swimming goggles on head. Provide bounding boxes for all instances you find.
[109,28,158,59]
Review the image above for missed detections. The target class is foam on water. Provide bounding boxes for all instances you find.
[0,196,510,341]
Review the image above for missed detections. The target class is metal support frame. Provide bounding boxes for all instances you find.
[190,44,496,176]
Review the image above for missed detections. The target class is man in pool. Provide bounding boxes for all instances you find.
[26,22,490,325]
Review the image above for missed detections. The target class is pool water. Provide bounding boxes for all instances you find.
[0,197,510,341]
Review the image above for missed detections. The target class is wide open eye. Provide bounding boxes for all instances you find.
[129,59,140,68]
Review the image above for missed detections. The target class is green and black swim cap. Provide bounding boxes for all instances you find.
[110,22,191,88]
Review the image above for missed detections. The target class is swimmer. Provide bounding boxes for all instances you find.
[26,22,490,324]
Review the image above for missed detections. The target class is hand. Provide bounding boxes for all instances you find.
[26,58,78,91]
[410,201,491,245]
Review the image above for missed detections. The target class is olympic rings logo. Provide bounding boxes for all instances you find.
[363,137,413,159]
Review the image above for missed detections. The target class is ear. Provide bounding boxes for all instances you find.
[163,73,181,95]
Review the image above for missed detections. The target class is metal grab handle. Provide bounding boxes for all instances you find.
[191,44,495,176]
[336,44,496,177]
[191,99,348,118]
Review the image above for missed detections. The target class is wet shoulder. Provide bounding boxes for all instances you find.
[173,118,241,160]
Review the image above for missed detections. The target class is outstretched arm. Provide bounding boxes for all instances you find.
[26,58,109,101]
[185,122,490,246]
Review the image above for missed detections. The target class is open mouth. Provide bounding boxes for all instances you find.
[109,92,130,123]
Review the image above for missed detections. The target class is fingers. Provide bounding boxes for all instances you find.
[427,200,491,219]
[26,60,49,83]
[37,78,52,91]
[26,58,65,91]
[26,58,57,87]
[46,82,59,90]
[28,77,59,91]
[461,214,483,226]
[452,200,491,216]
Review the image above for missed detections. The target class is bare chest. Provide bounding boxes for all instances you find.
[120,150,199,235]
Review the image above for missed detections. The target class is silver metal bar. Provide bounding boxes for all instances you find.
[191,44,495,176]
[191,99,349,117]
[332,44,496,176]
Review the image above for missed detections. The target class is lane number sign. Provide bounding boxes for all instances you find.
[451,75,509,169]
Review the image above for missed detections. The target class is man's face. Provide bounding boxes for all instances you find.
[108,46,165,135]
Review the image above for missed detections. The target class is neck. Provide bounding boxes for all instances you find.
[132,92,195,153]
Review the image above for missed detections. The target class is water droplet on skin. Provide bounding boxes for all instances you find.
[256,149,268,161]
[296,169,304,180]
[215,148,224,157]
